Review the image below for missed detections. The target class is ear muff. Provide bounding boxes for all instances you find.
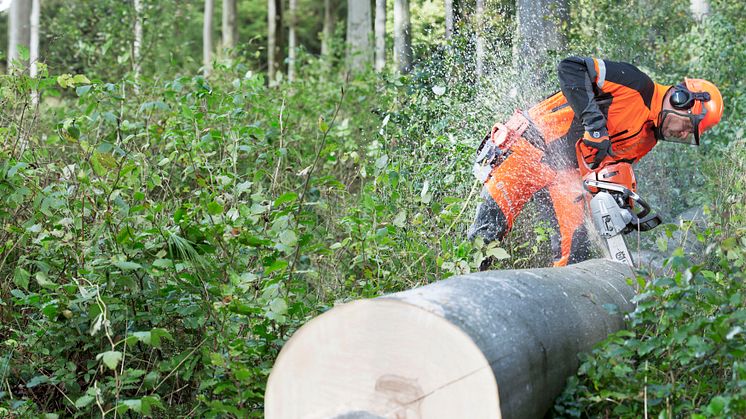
[670,84,711,110]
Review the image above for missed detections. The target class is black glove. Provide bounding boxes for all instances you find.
[582,131,615,169]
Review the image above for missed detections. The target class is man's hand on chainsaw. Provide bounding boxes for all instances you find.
[582,130,614,169]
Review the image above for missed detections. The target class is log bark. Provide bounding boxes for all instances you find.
[266,259,635,419]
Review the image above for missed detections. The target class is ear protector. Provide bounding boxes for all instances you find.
[670,84,711,110]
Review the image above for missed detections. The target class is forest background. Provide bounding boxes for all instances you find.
[0,0,744,417]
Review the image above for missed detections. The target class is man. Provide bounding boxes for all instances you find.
[468,56,724,267]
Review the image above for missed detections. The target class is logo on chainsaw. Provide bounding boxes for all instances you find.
[615,251,628,262]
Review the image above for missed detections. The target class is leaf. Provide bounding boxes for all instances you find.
[26,375,50,388]
[75,395,95,409]
[207,201,223,215]
[393,210,407,228]
[75,85,92,97]
[96,351,123,370]
[279,230,297,247]
[486,247,510,260]
[72,74,91,84]
[420,180,432,204]
[113,260,142,271]
[274,192,298,207]
[432,85,446,96]
[35,271,56,289]
[375,154,389,170]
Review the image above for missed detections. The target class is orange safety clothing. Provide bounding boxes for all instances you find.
[469,56,673,267]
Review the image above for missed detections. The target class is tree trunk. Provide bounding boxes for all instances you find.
[374,0,386,72]
[133,0,143,83]
[265,259,635,418]
[288,0,297,81]
[475,0,485,77]
[321,0,334,57]
[515,0,568,66]
[203,0,214,76]
[346,0,372,72]
[222,0,238,50]
[8,0,32,72]
[445,0,454,39]
[690,0,709,22]
[268,0,283,85]
[393,0,412,74]
[29,0,41,78]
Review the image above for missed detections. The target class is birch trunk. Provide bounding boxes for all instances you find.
[393,0,412,74]
[268,0,283,85]
[29,0,41,78]
[374,0,386,72]
[203,0,214,76]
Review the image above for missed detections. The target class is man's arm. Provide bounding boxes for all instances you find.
[557,56,612,168]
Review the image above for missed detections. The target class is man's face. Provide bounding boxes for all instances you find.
[661,112,695,141]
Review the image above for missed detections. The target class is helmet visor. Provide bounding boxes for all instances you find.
[658,109,705,145]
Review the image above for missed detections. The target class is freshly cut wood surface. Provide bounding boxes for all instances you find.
[265,299,501,418]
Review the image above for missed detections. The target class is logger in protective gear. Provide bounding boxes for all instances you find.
[468,56,724,268]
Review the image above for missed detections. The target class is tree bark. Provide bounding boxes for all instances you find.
[222,0,238,50]
[265,259,635,419]
[346,0,372,72]
[374,0,386,72]
[268,0,283,85]
[475,0,485,77]
[133,0,143,82]
[288,0,297,81]
[393,0,412,74]
[445,0,454,39]
[321,0,334,57]
[203,0,214,76]
[8,0,32,72]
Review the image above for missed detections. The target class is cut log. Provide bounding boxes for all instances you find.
[265,259,635,419]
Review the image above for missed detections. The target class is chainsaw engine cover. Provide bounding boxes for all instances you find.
[590,192,633,239]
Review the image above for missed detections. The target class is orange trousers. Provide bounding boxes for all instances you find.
[476,136,591,266]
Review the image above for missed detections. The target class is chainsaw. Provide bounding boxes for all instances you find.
[582,162,662,266]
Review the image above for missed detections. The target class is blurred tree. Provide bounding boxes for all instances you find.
[445,0,454,39]
[133,0,143,82]
[268,0,283,85]
[321,0,334,57]
[204,0,214,75]
[375,0,385,72]
[394,0,412,73]
[222,0,238,50]
[346,0,372,72]
[515,0,568,87]
[30,0,41,78]
[8,0,31,71]
[690,0,709,22]
[475,0,485,76]
[288,0,297,81]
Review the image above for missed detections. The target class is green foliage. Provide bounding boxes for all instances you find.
[554,225,746,417]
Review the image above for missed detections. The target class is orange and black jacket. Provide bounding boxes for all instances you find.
[527,56,672,171]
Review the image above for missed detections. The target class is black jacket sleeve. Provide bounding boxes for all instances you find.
[557,56,608,138]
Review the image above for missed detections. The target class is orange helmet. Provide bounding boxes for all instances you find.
[658,78,724,145]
